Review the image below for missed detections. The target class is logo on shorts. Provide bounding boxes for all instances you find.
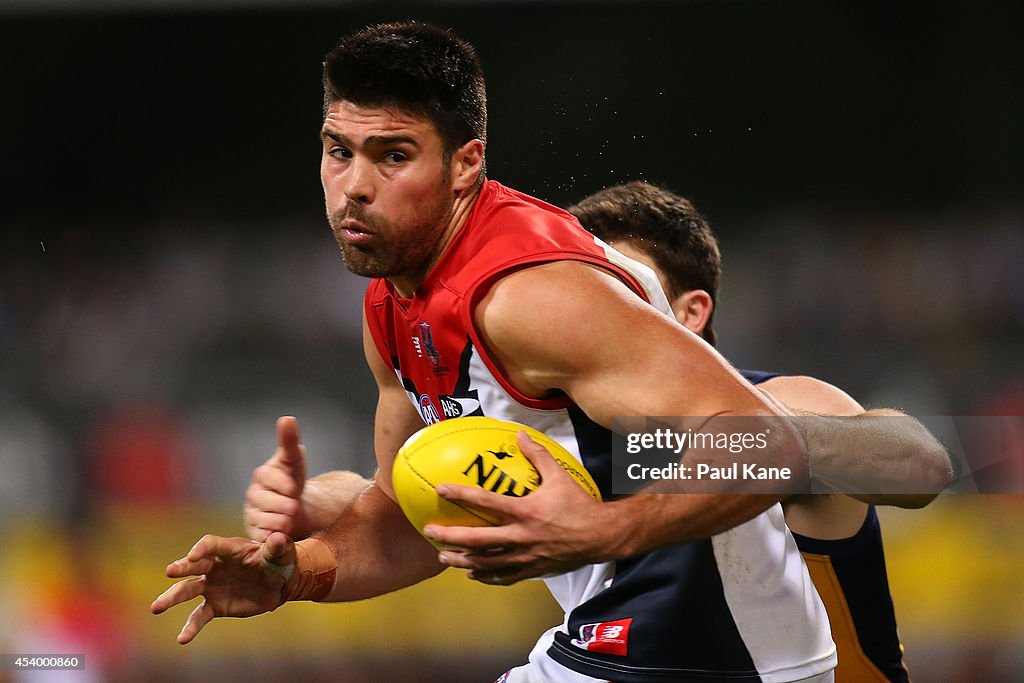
[570,617,633,657]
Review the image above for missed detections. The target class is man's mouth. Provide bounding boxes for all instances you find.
[338,220,374,245]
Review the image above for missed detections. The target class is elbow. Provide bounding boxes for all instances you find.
[779,419,811,490]
[922,443,955,495]
[893,492,938,509]
[896,444,954,508]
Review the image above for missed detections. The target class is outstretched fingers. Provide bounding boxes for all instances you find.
[186,534,250,563]
[166,555,216,578]
[151,576,206,615]
[178,599,216,645]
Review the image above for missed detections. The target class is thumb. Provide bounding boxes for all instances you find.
[262,532,296,568]
[516,430,565,481]
[276,416,305,467]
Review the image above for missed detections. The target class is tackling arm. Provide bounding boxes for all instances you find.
[760,375,952,508]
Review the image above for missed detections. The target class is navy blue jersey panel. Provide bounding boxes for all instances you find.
[793,507,908,683]
[552,542,758,681]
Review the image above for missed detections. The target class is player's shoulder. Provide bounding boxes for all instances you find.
[469,179,580,239]
[474,261,625,338]
[472,260,675,386]
[438,180,593,289]
[757,374,864,416]
[482,179,577,219]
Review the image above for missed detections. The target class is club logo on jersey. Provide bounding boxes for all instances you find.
[418,394,441,425]
[570,618,633,657]
[418,322,443,365]
[438,394,481,419]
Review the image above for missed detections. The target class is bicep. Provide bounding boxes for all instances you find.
[759,376,864,416]
[363,311,426,498]
[473,261,777,425]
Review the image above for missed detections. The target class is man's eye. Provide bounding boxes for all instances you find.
[383,152,407,164]
[330,147,352,159]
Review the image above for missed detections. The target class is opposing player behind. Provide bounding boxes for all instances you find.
[565,180,944,682]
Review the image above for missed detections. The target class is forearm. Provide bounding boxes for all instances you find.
[295,470,373,537]
[600,492,782,559]
[606,412,807,556]
[800,409,953,507]
[306,483,444,602]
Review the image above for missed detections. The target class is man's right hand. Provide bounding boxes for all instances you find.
[245,416,309,541]
[151,532,297,644]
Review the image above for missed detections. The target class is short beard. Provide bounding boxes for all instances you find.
[329,175,453,280]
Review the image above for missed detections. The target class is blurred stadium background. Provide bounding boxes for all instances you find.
[1,0,1022,681]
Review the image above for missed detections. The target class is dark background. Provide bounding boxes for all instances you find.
[3,1,1021,235]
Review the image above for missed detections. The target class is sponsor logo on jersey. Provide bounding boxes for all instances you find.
[418,394,441,424]
[570,617,633,657]
[438,395,481,418]
[461,448,539,496]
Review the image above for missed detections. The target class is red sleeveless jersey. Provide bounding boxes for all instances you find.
[364,178,661,421]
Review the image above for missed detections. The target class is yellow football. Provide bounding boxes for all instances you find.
[392,416,602,545]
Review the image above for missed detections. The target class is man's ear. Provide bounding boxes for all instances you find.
[450,139,485,192]
[673,290,713,337]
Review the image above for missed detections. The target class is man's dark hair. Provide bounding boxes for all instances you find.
[568,181,722,346]
[323,22,487,161]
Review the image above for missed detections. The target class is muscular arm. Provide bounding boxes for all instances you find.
[761,375,952,509]
[305,312,444,602]
[470,261,806,559]
[295,470,373,534]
